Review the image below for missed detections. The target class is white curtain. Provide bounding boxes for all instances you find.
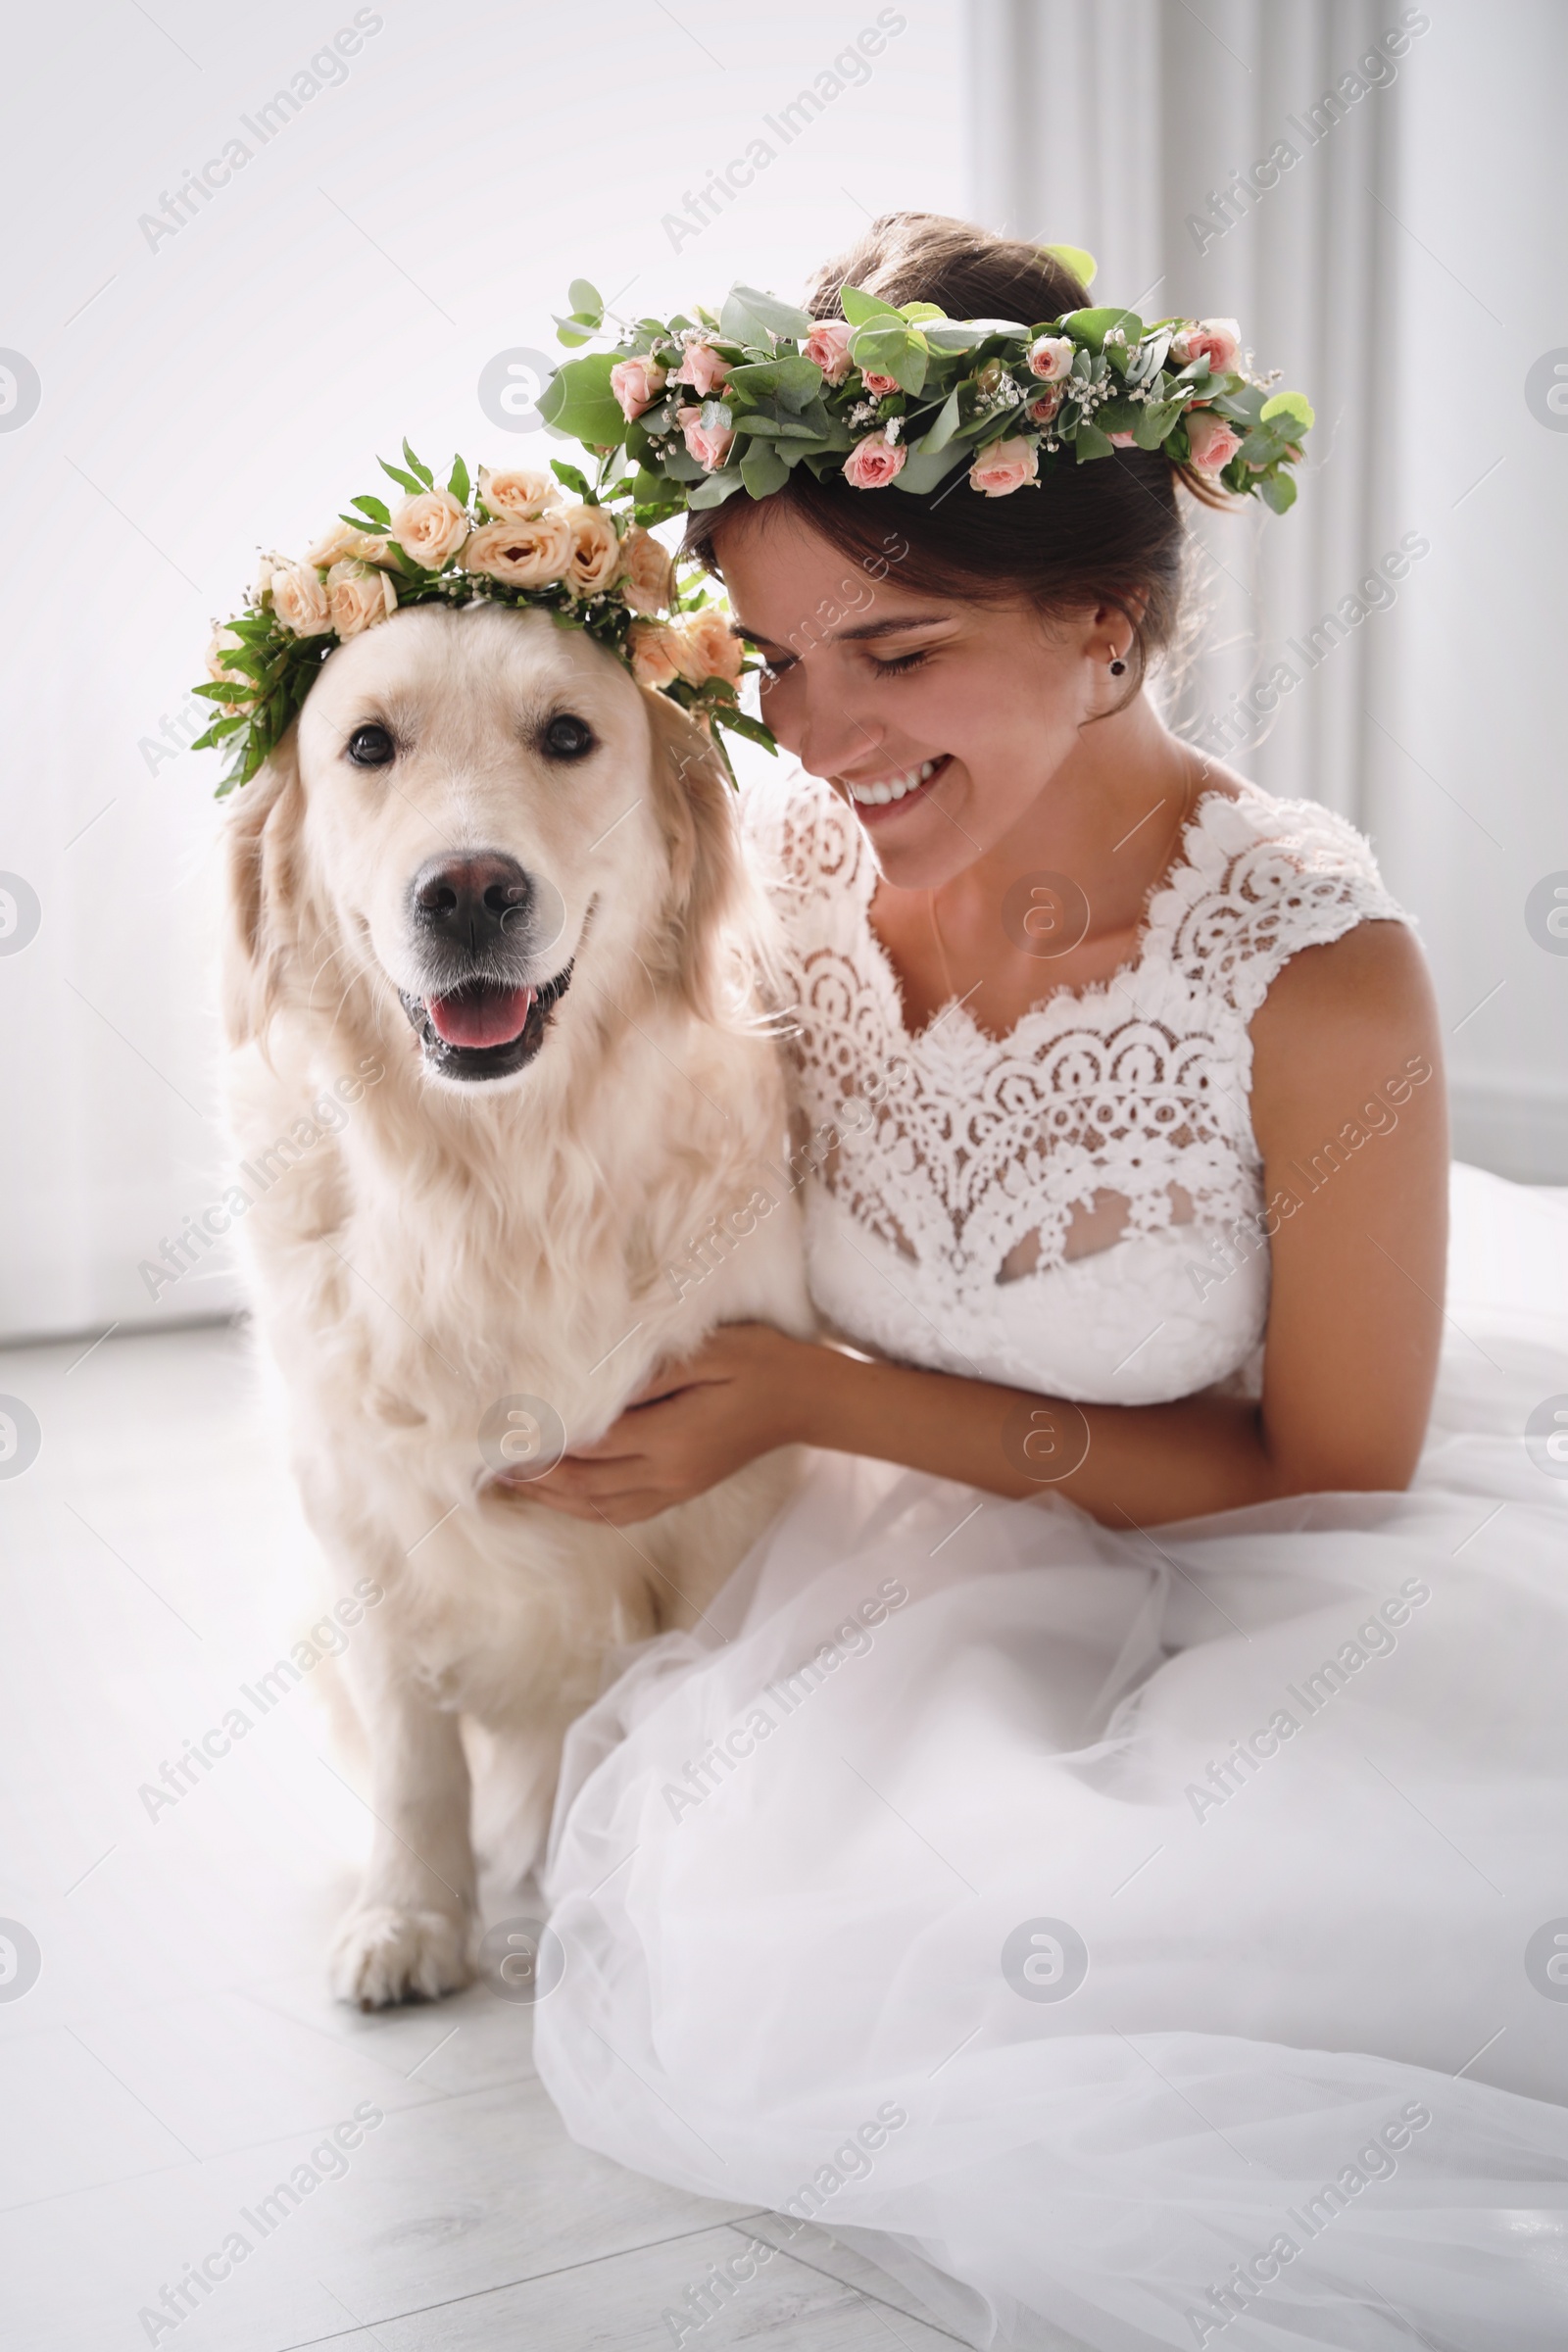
[963,0,1568,1180]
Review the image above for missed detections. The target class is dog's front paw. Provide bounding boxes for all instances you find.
[330,1903,474,2010]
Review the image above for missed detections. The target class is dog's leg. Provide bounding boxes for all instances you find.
[329,1648,478,2010]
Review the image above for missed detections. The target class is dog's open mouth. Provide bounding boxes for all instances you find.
[399,963,573,1082]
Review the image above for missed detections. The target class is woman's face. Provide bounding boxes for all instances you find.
[713,503,1119,891]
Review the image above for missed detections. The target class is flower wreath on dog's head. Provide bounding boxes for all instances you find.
[194,247,1312,797]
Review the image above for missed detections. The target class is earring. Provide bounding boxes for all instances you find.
[1108,644,1127,676]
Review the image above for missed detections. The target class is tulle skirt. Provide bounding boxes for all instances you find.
[535,1167,1568,2349]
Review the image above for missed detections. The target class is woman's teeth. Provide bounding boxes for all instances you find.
[848,759,939,808]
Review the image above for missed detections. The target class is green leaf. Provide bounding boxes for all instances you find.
[686,466,748,509]
[916,383,964,454]
[555,318,595,349]
[839,284,905,326]
[718,283,815,345]
[740,441,791,498]
[402,439,434,488]
[550,460,594,501]
[711,705,778,753]
[536,352,626,450]
[447,456,470,506]
[1059,307,1145,353]
[891,441,968,494]
[379,459,425,497]
[724,355,824,411]
[1133,398,1182,449]
[921,322,987,352]
[898,301,947,324]
[1257,469,1298,514]
[1073,421,1115,463]
[850,323,927,395]
[1041,243,1097,288]
[567,276,603,318]
[1260,389,1315,434]
[349,493,392,525]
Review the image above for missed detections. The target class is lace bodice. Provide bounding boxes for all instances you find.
[743,766,1407,1405]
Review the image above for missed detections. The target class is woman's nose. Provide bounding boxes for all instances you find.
[790,665,887,782]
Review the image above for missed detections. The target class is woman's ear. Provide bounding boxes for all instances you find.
[640,685,752,1025]
[220,724,309,1051]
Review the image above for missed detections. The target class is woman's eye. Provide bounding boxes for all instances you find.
[543,712,595,760]
[347,723,395,766]
[870,650,932,677]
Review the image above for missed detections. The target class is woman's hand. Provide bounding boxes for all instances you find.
[496,1323,809,1525]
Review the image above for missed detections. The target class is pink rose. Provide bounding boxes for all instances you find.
[1027,334,1074,381]
[1171,318,1241,375]
[670,607,743,689]
[1026,387,1062,424]
[1107,430,1139,447]
[677,404,736,473]
[859,371,899,397]
[842,430,906,490]
[1185,410,1244,473]
[627,621,680,690]
[802,320,854,385]
[671,342,731,397]
[610,357,667,420]
[968,436,1039,498]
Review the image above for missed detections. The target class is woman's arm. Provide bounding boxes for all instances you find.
[514,920,1448,1529]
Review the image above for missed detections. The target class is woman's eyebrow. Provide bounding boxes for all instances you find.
[729,612,956,648]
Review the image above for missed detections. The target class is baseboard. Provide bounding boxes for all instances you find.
[1450,1074,1568,1184]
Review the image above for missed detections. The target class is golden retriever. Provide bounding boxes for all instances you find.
[221,602,809,2007]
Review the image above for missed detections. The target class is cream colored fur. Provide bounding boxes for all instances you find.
[221,604,808,2008]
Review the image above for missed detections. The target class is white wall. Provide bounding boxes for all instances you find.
[0,0,962,1343]
[966,0,1568,1180]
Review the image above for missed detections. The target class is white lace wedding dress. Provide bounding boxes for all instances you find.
[535,767,1568,2350]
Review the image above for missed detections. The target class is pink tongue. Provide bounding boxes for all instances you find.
[426,984,534,1049]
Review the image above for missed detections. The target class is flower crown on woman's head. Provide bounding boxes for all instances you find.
[537,250,1314,515]
[192,445,769,796]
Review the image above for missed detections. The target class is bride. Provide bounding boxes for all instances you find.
[518,217,1568,2348]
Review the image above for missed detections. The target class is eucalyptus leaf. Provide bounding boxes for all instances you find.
[1059,308,1145,352]
[891,441,968,494]
[1041,243,1097,288]
[719,283,814,345]
[839,284,905,326]
[918,384,964,454]
[1257,469,1298,514]
[536,352,626,450]
[567,276,603,318]
[740,442,791,498]
[1073,421,1115,463]
[686,466,748,509]
[1260,389,1315,434]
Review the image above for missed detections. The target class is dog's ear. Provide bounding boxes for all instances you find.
[641,685,755,1025]
[220,724,311,1051]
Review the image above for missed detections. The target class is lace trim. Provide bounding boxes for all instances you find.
[742,766,1407,1299]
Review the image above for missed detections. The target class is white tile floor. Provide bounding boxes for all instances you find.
[0,1324,963,2351]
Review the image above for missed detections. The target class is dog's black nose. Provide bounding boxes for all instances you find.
[409,852,533,951]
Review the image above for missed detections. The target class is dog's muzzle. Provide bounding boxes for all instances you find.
[399,850,575,1083]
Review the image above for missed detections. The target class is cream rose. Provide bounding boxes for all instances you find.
[669,607,743,689]
[270,562,332,636]
[390,486,470,571]
[842,430,906,490]
[477,467,560,520]
[1185,410,1244,472]
[563,504,622,599]
[464,513,574,588]
[617,526,674,616]
[627,621,681,690]
[253,550,288,607]
[1027,334,1074,381]
[802,320,855,385]
[306,520,393,568]
[326,561,398,637]
[610,356,667,419]
[968,437,1039,497]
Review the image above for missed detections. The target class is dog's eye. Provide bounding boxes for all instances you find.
[347,723,395,767]
[543,713,595,761]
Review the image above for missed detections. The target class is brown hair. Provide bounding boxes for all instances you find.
[683,212,1221,693]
